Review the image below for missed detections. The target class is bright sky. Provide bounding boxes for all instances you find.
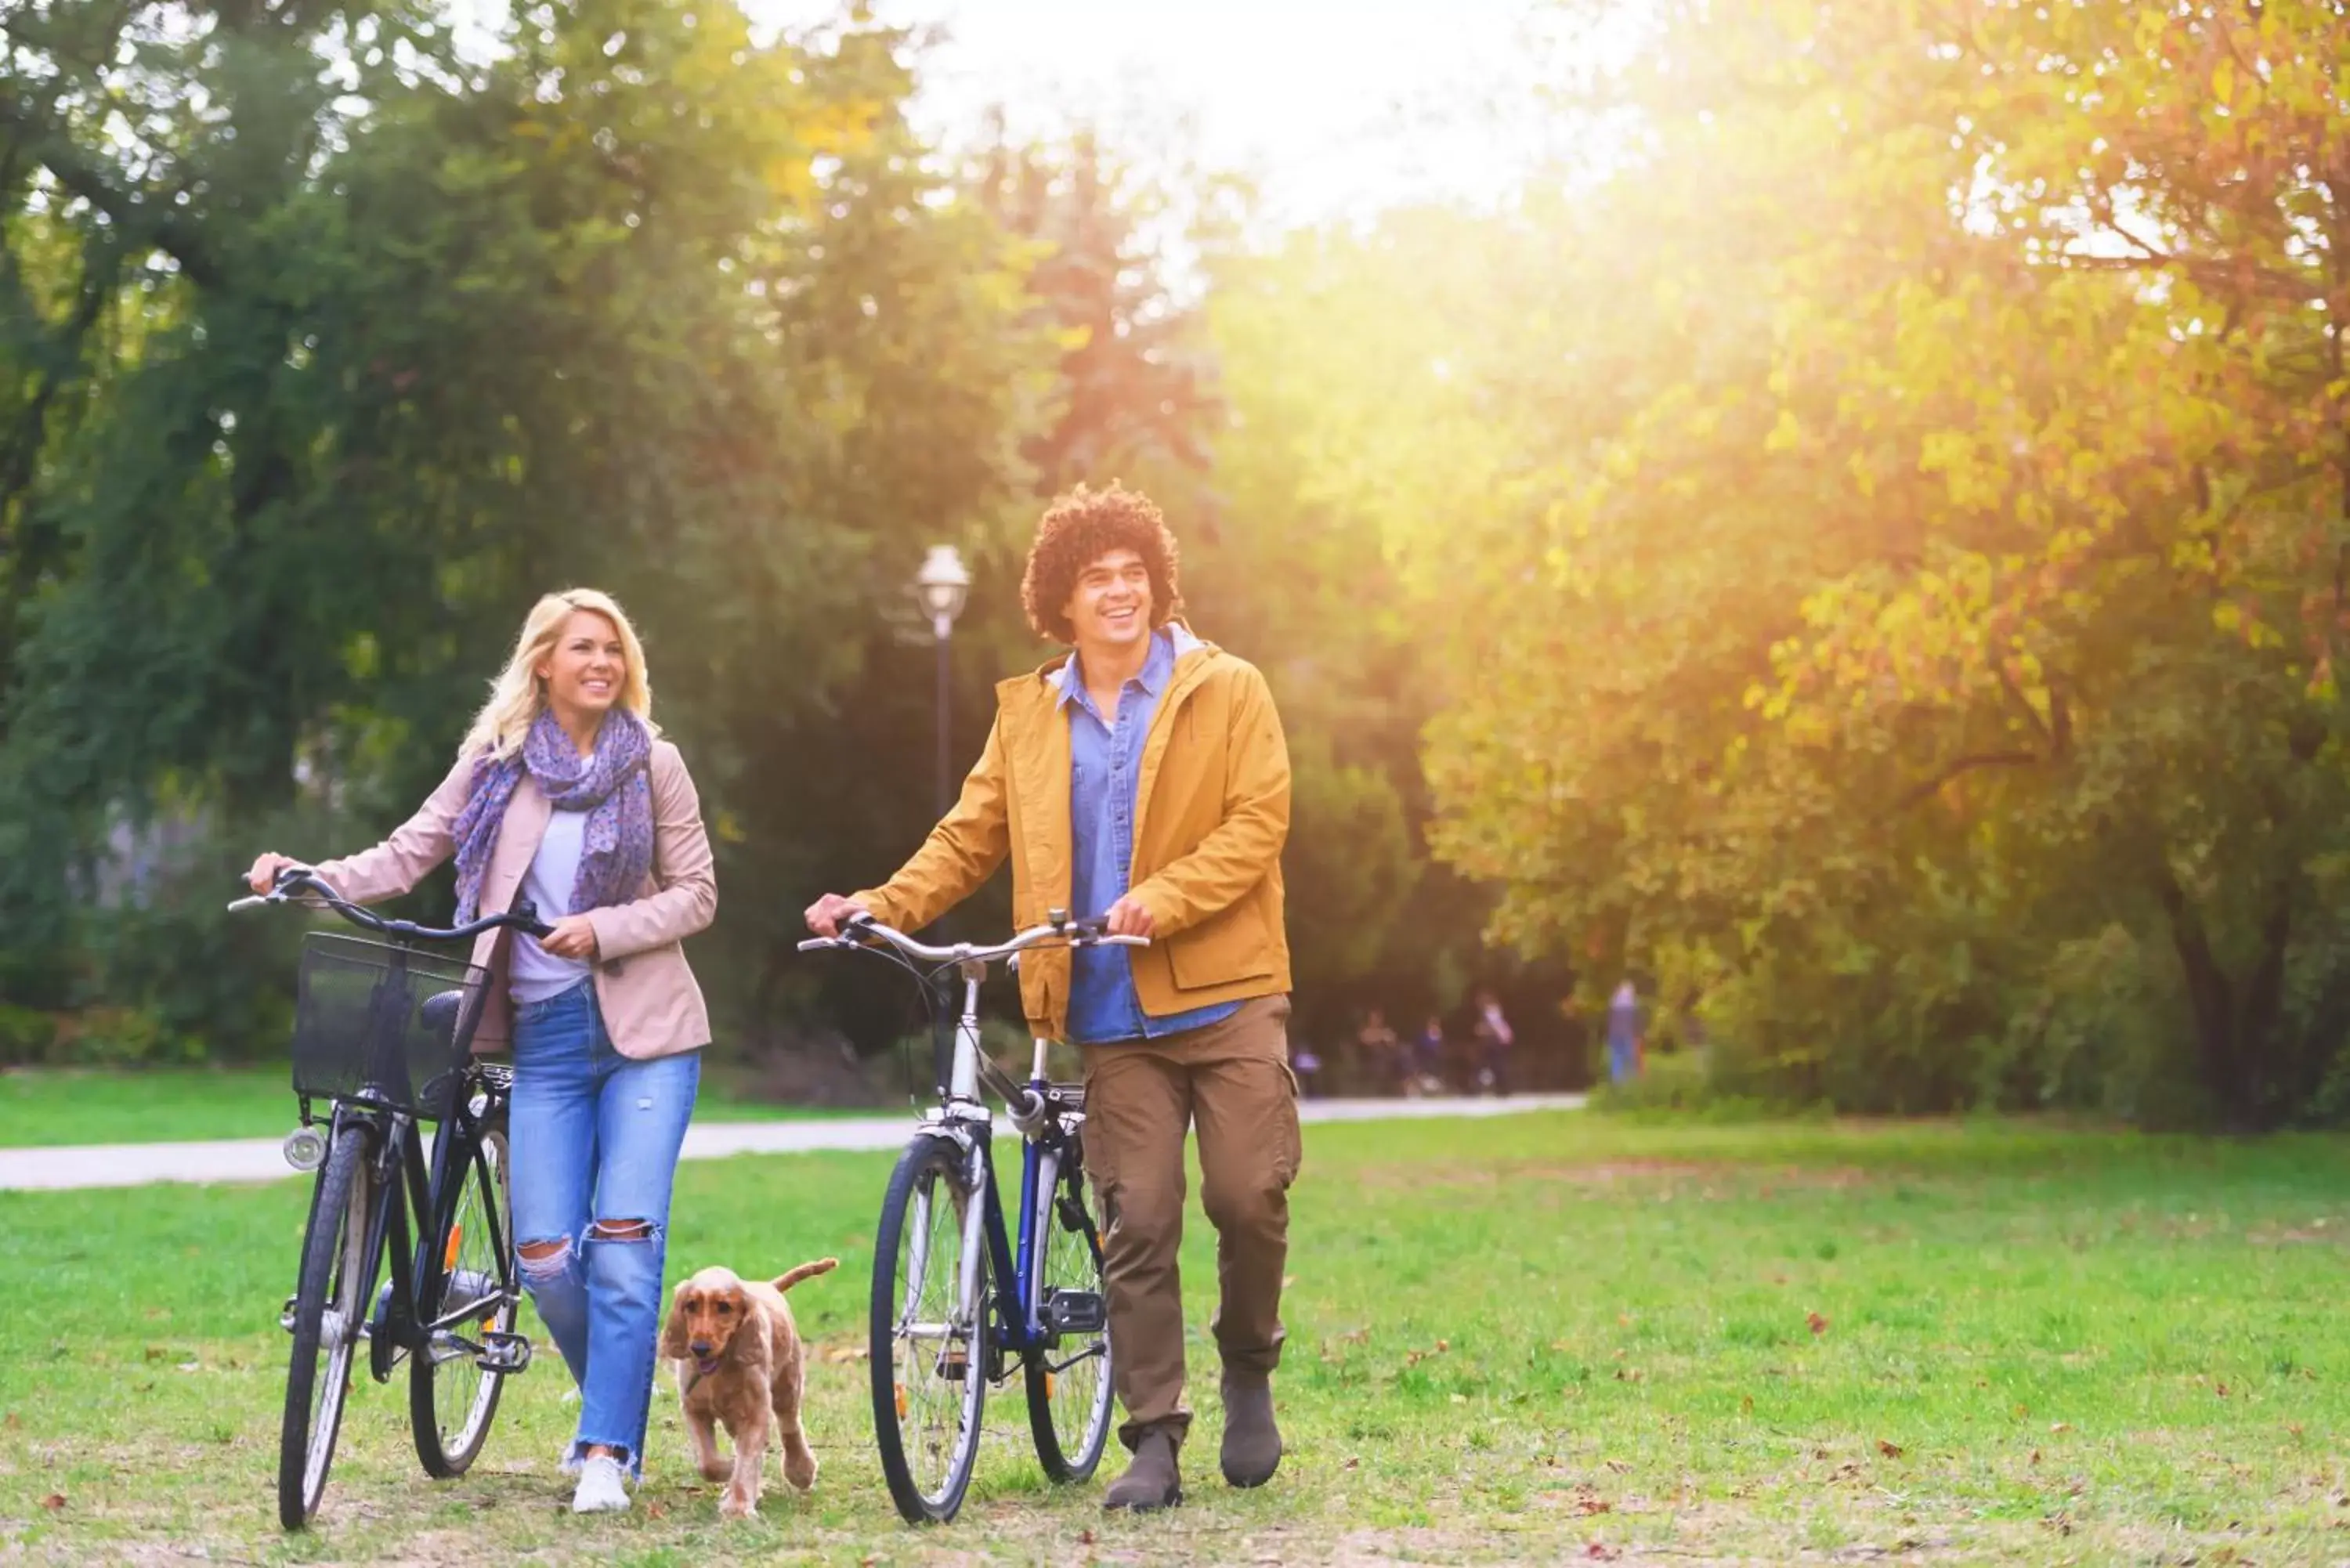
[747,0,1571,226]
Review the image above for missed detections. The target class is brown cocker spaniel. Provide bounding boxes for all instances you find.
[660,1258,837,1518]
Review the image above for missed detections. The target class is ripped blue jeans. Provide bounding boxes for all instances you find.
[508,980,700,1480]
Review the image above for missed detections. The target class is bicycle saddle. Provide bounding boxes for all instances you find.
[420,989,466,1038]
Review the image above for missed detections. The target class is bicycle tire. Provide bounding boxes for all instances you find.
[871,1135,989,1524]
[1025,1150,1115,1483]
[410,1115,515,1477]
[278,1126,377,1530]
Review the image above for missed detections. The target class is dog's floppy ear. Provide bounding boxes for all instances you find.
[659,1281,693,1360]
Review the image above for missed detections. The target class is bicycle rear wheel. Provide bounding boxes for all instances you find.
[278,1126,378,1530]
[871,1134,989,1523]
[410,1115,515,1476]
[1025,1148,1115,1483]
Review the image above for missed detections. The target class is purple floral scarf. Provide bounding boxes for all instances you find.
[451,707,655,923]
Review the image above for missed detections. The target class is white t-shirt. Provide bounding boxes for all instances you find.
[507,807,592,1005]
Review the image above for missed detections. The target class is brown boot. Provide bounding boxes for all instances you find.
[1102,1427,1183,1512]
[1220,1371,1282,1487]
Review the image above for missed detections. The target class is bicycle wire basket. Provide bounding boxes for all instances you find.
[291,933,490,1117]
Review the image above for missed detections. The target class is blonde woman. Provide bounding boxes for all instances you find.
[245,589,717,1514]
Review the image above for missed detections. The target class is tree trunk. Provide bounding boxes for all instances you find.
[2153,865,2244,1127]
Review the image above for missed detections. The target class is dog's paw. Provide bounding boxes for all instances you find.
[719,1488,759,1520]
[785,1456,818,1493]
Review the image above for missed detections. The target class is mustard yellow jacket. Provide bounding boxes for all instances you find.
[852,627,1291,1041]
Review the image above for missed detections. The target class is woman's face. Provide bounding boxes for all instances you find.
[536,609,626,719]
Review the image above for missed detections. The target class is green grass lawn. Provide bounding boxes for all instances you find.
[0,1067,855,1148]
[5,1114,2349,1564]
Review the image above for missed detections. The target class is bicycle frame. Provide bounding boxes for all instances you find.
[331,1071,514,1384]
[920,957,1099,1367]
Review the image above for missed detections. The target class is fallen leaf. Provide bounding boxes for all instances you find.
[1806,1312,1829,1336]
[1079,1530,1095,1545]
[2216,1382,2231,1398]
[2013,1404,2030,1419]
[2049,1422,2071,1433]
[143,1346,168,1362]
[1604,1458,1632,1473]
[1614,1367,1643,1382]
[1585,1542,1618,1561]
[1281,1274,1296,1288]
[175,1360,201,1373]
[1449,1393,1467,1404]
[1343,1458,1360,1471]
[1436,1339,1450,1353]
[2030,1448,2042,1465]
[643,1501,667,1519]
[40,1494,64,1511]
[1741,1393,1755,1414]
[1878,1440,1904,1458]
[2,1411,16,1429]
[1617,1313,1632,1327]
[1578,1498,1614,1516]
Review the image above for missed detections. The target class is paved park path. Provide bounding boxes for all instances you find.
[0,1092,1585,1193]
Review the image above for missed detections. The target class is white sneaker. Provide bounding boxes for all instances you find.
[571,1453,630,1514]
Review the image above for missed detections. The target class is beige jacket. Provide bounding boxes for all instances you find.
[311,740,716,1059]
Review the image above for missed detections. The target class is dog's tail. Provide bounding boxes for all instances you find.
[772,1257,839,1293]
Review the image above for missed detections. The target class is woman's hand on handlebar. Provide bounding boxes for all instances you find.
[540,913,601,959]
[245,852,306,894]
[804,893,870,941]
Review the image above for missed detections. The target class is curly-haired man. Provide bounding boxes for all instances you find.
[807,482,1297,1512]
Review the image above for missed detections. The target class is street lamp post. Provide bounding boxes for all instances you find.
[913,544,971,818]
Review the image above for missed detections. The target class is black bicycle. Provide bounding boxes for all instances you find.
[231,866,552,1530]
[800,910,1134,1523]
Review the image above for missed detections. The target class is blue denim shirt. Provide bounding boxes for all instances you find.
[1058,629,1243,1045]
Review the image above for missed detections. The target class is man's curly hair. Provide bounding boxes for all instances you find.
[1021,482,1184,645]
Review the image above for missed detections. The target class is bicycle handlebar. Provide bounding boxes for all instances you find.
[796,911,1148,965]
[229,866,557,943]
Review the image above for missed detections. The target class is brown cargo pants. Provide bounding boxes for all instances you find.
[1079,993,1302,1451]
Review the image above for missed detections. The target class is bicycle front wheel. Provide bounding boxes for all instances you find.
[871,1134,989,1524]
[279,1125,378,1530]
[1025,1150,1115,1483]
[410,1116,515,1476]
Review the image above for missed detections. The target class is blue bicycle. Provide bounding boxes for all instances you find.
[799,911,1135,1523]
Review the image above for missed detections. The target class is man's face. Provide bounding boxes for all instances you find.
[1062,547,1153,652]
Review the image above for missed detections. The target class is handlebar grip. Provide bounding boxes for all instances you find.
[226,894,269,912]
[508,898,556,941]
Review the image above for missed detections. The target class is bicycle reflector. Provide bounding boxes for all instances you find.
[282,1125,328,1172]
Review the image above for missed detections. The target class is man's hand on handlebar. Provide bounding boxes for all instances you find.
[1102,894,1157,940]
[245,852,307,895]
[804,893,870,941]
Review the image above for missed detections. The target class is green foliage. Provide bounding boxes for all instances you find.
[1279,0,2350,1125]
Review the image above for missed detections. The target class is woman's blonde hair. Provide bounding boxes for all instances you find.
[460,588,660,761]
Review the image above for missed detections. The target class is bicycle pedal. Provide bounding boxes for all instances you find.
[1042,1289,1106,1335]
[476,1331,533,1375]
[935,1347,970,1381]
